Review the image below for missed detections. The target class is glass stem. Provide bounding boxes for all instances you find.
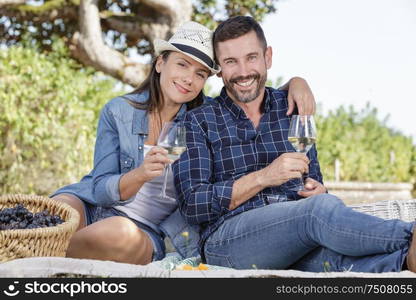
[302,172,308,188]
[161,164,170,198]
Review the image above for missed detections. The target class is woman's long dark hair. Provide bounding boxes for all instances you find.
[126,51,205,112]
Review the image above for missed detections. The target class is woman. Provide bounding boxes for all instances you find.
[51,21,316,265]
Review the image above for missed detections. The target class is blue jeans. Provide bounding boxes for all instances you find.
[204,194,414,272]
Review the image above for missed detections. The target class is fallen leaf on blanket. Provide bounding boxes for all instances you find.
[175,263,209,271]
[198,263,209,270]
[181,264,194,270]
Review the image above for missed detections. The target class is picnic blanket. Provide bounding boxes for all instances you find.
[1,199,416,278]
[1,254,415,278]
[149,252,229,271]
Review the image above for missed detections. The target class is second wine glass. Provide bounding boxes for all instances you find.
[157,121,187,198]
[287,115,317,191]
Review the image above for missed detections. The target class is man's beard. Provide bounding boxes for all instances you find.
[224,72,267,103]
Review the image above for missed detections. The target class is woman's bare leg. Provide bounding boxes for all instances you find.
[66,216,153,265]
[52,194,86,231]
[52,195,153,264]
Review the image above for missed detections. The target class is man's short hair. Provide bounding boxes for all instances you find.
[213,16,268,61]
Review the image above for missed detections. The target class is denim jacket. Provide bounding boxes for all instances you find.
[52,91,200,258]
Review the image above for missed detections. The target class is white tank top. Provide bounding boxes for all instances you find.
[114,145,177,230]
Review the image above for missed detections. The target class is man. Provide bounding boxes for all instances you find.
[174,16,416,272]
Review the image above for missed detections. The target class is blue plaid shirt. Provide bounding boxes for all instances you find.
[173,87,323,257]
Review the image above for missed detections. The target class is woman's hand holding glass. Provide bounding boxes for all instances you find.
[137,147,173,182]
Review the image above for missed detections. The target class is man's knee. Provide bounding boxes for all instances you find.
[306,193,344,212]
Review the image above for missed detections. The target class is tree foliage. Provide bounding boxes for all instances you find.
[193,0,276,29]
[315,105,416,184]
[264,78,415,186]
[0,40,119,195]
[0,0,279,86]
[1,41,414,197]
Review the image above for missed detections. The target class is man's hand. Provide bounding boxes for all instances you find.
[286,77,316,116]
[298,178,326,198]
[257,153,309,188]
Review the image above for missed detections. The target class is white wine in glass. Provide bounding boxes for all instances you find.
[157,121,187,198]
[287,115,317,191]
[162,146,187,161]
[287,136,316,154]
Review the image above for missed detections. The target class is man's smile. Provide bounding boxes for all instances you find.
[235,78,255,87]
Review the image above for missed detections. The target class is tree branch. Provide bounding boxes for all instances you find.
[138,0,181,17]
[70,0,150,87]
[134,0,192,31]
[1,0,193,86]
[103,0,192,47]
[0,0,25,6]
[103,15,169,46]
[0,1,78,23]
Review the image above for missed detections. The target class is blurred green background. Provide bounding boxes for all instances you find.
[0,0,415,196]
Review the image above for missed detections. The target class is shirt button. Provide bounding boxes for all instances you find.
[138,146,143,150]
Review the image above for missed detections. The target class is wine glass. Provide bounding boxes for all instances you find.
[157,121,187,198]
[287,115,317,191]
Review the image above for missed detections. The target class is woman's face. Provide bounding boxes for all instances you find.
[156,51,210,106]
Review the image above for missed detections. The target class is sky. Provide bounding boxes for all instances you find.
[207,0,416,143]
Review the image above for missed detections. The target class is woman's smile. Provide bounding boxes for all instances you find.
[174,81,191,94]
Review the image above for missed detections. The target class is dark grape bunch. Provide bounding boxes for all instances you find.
[0,204,64,231]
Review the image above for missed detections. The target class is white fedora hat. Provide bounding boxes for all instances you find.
[154,21,221,75]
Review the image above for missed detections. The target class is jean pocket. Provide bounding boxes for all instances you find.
[88,206,103,223]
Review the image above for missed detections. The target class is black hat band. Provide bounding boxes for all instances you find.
[171,43,215,69]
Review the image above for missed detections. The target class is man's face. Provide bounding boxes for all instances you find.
[215,30,272,104]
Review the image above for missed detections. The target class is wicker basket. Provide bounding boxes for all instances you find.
[349,199,416,222]
[0,194,79,262]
